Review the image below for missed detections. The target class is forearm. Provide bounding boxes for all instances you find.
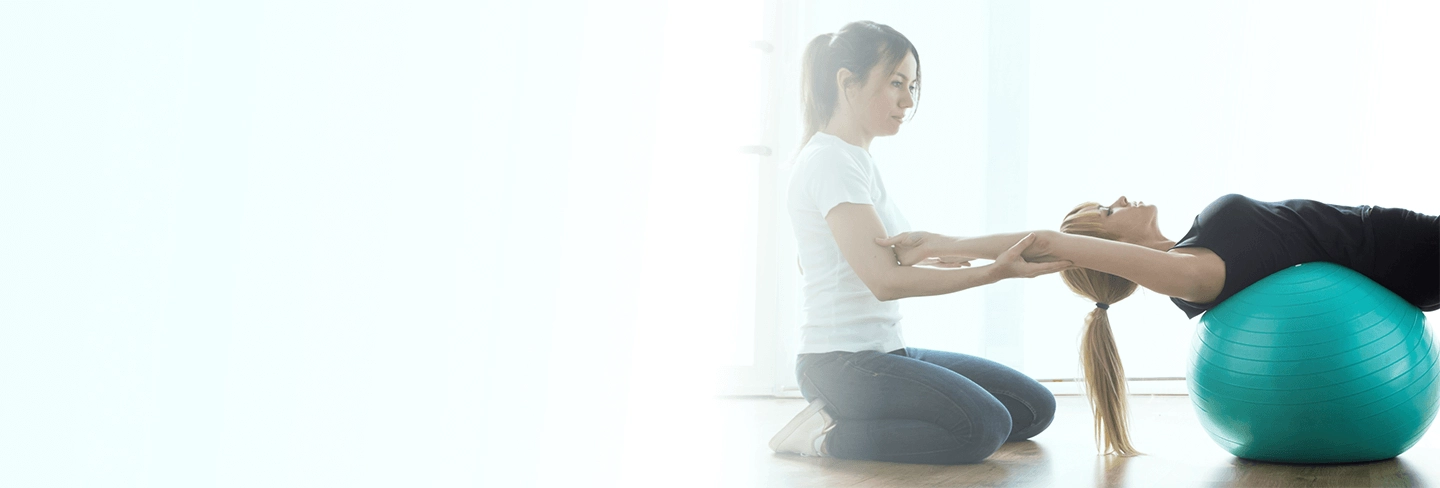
[932,232,1042,260]
[875,264,1001,301]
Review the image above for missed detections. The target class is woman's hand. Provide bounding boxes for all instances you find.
[915,256,973,268]
[1018,229,1062,263]
[990,233,1073,279]
[875,231,953,266]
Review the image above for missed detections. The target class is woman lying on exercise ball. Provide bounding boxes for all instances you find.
[878,194,1439,456]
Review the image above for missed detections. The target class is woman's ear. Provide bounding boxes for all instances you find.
[835,67,854,104]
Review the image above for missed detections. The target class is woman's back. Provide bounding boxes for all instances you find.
[1167,194,1421,317]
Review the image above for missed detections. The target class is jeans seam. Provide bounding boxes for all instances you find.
[989,389,1038,431]
[843,356,978,442]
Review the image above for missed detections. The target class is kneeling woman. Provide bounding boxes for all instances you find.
[879,194,1439,455]
[769,21,1072,465]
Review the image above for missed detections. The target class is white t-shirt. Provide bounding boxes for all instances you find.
[787,131,911,354]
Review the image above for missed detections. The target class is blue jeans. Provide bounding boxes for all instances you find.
[796,347,1056,464]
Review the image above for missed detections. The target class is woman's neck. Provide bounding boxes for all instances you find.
[1117,227,1175,251]
[820,119,873,151]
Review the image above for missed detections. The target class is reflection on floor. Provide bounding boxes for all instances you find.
[720,395,1440,487]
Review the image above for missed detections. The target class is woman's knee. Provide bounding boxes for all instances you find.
[1013,391,1056,440]
[938,398,1012,463]
[933,427,1009,464]
[1000,385,1056,441]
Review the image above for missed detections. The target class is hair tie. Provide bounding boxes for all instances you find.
[1096,302,1110,310]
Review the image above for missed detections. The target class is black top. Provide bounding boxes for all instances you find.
[1169,194,1375,318]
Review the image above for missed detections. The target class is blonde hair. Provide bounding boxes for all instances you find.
[1060,203,1142,456]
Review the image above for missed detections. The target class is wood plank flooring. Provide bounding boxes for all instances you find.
[719,395,1440,487]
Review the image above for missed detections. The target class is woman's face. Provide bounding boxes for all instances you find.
[1095,196,1159,240]
[844,51,917,138]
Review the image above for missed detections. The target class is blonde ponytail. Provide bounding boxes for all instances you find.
[1060,203,1142,456]
[1080,305,1139,455]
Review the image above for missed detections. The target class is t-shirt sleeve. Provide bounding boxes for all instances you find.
[802,148,875,218]
[1169,195,1261,318]
[1167,194,1342,319]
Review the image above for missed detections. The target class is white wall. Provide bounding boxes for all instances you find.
[0,1,750,486]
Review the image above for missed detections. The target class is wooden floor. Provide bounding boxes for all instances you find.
[720,395,1440,487]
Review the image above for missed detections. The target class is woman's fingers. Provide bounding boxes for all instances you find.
[876,231,932,248]
[993,233,1068,279]
[998,233,1036,260]
[874,233,908,247]
[936,256,971,268]
[913,256,971,268]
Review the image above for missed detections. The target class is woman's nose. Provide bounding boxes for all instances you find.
[1114,196,1128,207]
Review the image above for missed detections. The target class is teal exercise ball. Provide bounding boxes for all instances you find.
[1189,262,1439,464]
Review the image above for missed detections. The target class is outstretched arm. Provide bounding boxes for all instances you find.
[826,203,1072,301]
[879,229,1219,302]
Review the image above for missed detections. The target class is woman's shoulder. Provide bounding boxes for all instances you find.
[794,135,871,172]
[1200,193,1265,217]
[1211,193,1256,207]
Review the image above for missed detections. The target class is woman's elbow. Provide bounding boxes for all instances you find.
[866,276,904,302]
[873,289,900,302]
